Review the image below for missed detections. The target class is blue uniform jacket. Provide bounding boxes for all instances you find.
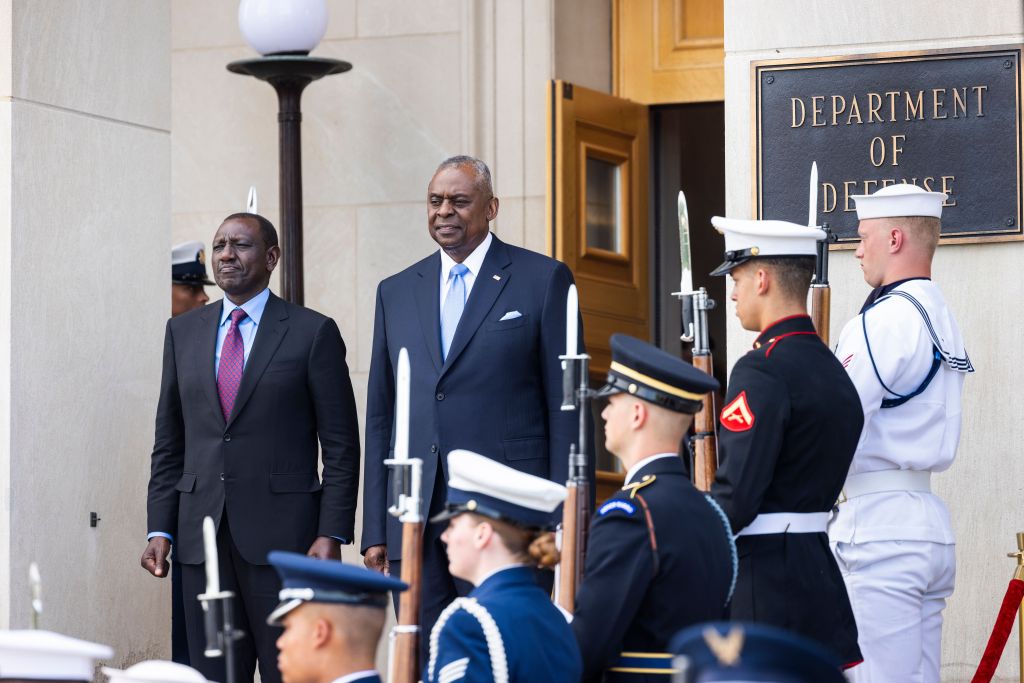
[427,566,582,683]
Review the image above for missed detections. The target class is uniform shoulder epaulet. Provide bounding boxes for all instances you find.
[621,474,656,499]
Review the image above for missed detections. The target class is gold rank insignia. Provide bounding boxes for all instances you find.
[703,625,744,666]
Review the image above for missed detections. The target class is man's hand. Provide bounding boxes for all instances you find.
[363,544,389,575]
[306,536,342,561]
[140,537,171,578]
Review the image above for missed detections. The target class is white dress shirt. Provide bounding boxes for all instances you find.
[625,452,678,485]
[439,232,493,315]
[330,671,380,683]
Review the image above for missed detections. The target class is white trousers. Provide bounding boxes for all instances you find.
[832,540,955,683]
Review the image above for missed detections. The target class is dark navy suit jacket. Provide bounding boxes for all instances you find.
[361,234,579,558]
[426,566,582,683]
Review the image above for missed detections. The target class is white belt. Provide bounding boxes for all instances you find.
[736,512,830,537]
[841,470,931,502]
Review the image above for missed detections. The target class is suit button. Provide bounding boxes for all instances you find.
[223,433,231,442]
[430,444,439,453]
[219,473,225,481]
[435,392,445,401]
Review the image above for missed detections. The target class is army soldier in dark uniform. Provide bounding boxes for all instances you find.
[573,334,736,682]
[707,217,863,668]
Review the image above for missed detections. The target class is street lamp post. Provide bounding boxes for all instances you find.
[227,0,350,305]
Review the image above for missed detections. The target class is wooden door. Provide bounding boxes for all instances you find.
[547,80,649,500]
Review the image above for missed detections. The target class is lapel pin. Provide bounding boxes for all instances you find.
[492,274,501,281]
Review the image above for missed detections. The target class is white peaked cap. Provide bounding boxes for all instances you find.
[0,631,113,681]
[103,660,210,683]
[709,217,825,276]
[171,241,205,266]
[439,450,567,528]
[852,183,946,220]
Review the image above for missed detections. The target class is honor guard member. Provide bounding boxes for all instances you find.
[266,551,409,683]
[105,661,210,683]
[572,334,736,682]
[830,184,973,683]
[0,631,112,683]
[427,450,582,683]
[668,622,845,683]
[171,241,213,317]
[707,217,863,667]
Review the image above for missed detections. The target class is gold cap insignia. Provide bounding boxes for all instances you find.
[466,500,477,511]
[703,626,744,666]
[198,249,206,264]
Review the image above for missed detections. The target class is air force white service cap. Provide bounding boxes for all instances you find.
[709,217,825,276]
[433,450,568,529]
[103,661,210,683]
[852,183,946,220]
[0,631,112,681]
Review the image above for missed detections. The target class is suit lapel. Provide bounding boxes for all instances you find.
[414,253,443,373]
[226,292,289,428]
[441,236,511,375]
[197,302,224,422]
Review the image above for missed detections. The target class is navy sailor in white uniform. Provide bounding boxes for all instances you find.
[830,184,973,683]
[427,450,582,683]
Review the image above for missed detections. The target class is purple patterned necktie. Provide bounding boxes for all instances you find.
[217,308,248,421]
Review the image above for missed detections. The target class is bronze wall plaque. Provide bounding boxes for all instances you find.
[753,46,1023,244]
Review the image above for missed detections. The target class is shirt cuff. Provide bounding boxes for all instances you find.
[330,536,349,545]
[148,532,174,544]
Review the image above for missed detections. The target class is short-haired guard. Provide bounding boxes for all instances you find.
[573,334,735,681]
[171,241,213,317]
[830,183,972,683]
[708,215,864,668]
[426,449,582,683]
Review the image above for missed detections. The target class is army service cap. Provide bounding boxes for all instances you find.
[432,450,567,530]
[0,631,112,681]
[709,217,825,277]
[669,621,845,682]
[103,661,209,683]
[596,334,719,414]
[266,551,408,626]
[852,183,946,220]
[171,241,215,286]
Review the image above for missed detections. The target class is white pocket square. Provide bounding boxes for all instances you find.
[499,310,522,321]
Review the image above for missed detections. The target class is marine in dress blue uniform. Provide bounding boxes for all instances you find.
[707,217,863,667]
[573,335,736,682]
[427,450,582,683]
[267,552,408,683]
[669,622,845,683]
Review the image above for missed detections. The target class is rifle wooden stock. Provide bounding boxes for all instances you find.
[810,284,831,346]
[692,353,718,492]
[556,477,590,613]
[390,520,423,683]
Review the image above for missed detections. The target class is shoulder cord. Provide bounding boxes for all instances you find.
[703,494,738,605]
[861,294,942,409]
[632,493,660,578]
[428,597,509,683]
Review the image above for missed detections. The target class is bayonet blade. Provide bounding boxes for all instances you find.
[246,186,258,214]
[29,562,41,629]
[678,191,693,294]
[808,161,818,227]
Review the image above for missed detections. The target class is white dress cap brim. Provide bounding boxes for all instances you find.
[0,630,112,681]
[103,660,211,683]
[447,450,567,513]
[851,183,946,220]
[710,216,824,259]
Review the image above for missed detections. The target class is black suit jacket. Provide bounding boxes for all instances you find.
[362,235,580,558]
[147,292,360,565]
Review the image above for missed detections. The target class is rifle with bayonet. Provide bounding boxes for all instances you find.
[808,162,836,345]
[673,191,718,492]
[384,348,423,683]
[555,284,591,614]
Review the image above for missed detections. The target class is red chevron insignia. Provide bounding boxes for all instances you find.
[720,391,755,432]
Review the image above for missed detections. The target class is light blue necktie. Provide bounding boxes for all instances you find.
[441,263,469,361]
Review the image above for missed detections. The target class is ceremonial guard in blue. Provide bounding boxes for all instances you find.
[707,217,863,667]
[572,334,735,682]
[427,450,582,683]
[831,184,973,682]
[267,552,408,683]
[669,622,845,682]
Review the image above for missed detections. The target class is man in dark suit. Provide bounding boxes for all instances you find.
[141,213,361,683]
[361,156,579,660]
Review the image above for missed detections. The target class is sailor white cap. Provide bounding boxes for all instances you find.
[171,241,214,285]
[432,450,568,529]
[103,661,209,683]
[852,183,946,220]
[709,217,825,276]
[0,631,113,681]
